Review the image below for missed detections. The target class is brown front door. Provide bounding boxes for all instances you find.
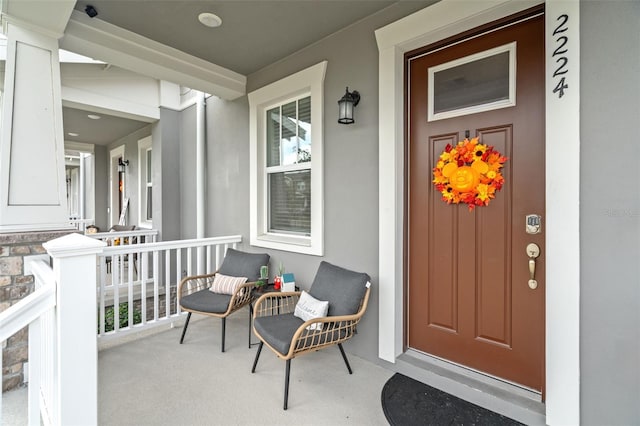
[407,14,545,391]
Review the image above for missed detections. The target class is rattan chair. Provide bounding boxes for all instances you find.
[251,261,371,409]
[178,248,270,352]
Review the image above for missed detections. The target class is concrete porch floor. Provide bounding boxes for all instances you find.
[2,309,393,425]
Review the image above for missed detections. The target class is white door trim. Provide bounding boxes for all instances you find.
[375,1,580,425]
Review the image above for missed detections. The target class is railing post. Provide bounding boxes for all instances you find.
[44,233,106,426]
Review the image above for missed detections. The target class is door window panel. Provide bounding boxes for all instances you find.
[428,42,516,121]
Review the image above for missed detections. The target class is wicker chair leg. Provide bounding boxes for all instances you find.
[179,312,192,344]
[248,305,252,348]
[338,343,353,374]
[221,317,226,353]
[251,341,263,373]
[284,359,291,410]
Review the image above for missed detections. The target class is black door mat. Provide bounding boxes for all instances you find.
[381,373,523,426]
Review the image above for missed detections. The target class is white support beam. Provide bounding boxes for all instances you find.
[1,0,76,39]
[61,10,247,101]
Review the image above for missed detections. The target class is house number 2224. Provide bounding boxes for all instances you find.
[552,14,569,98]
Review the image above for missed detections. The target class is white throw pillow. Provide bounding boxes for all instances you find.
[294,291,329,330]
[210,273,248,295]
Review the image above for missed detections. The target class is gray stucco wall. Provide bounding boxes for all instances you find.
[580,1,640,424]
[200,1,430,363]
[154,108,181,242]
[107,125,153,229]
[93,145,108,230]
[205,95,250,239]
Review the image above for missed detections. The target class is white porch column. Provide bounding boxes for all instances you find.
[0,18,70,231]
[196,91,206,272]
[79,153,87,220]
[44,233,106,426]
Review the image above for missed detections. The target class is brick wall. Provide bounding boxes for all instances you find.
[1,230,76,392]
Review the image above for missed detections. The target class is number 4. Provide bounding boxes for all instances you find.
[553,77,568,98]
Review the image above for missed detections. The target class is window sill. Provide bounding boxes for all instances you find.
[251,233,322,256]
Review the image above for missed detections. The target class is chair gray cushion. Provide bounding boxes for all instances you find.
[180,289,231,314]
[309,261,370,317]
[255,314,350,355]
[218,249,270,282]
[254,314,304,355]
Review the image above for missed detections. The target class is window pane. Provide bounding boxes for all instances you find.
[146,186,152,220]
[269,170,310,235]
[266,106,281,167]
[146,149,152,183]
[297,96,311,163]
[280,101,298,166]
[433,51,510,114]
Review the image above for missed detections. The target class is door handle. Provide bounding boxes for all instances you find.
[526,243,540,289]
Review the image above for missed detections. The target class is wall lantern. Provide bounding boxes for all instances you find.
[118,158,129,173]
[338,87,360,124]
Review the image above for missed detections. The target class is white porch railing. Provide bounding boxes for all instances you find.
[0,233,241,424]
[0,233,104,426]
[0,260,55,425]
[87,228,159,245]
[95,235,241,341]
[68,218,94,232]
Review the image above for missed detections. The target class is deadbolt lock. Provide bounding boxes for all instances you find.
[526,214,542,234]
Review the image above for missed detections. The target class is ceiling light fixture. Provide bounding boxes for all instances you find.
[68,132,79,137]
[198,12,222,28]
[87,114,101,120]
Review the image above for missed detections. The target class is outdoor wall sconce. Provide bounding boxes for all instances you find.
[338,87,360,124]
[118,158,129,173]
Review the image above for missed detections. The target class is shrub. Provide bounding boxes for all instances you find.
[100,303,142,333]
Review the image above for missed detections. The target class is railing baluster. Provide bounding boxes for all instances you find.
[113,255,120,332]
[153,250,159,321]
[27,308,41,426]
[141,251,147,325]
[128,250,134,329]
[176,248,182,314]
[165,249,171,318]
[99,256,107,335]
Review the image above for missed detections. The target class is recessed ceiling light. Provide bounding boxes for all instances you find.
[87,114,101,120]
[198,12,222,28]
[68,132,79,137]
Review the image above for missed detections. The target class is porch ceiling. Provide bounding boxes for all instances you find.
[72,0,404,76]
[57,1,430,145]
[63,106,150,146]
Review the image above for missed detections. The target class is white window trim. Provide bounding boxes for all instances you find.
[137,136,152,229]
[249,61,327,256]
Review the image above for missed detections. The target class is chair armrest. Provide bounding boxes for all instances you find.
[286,286,371,358]
[177,272,217,299]
[253,291,301,318]
[227,281,261,312]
